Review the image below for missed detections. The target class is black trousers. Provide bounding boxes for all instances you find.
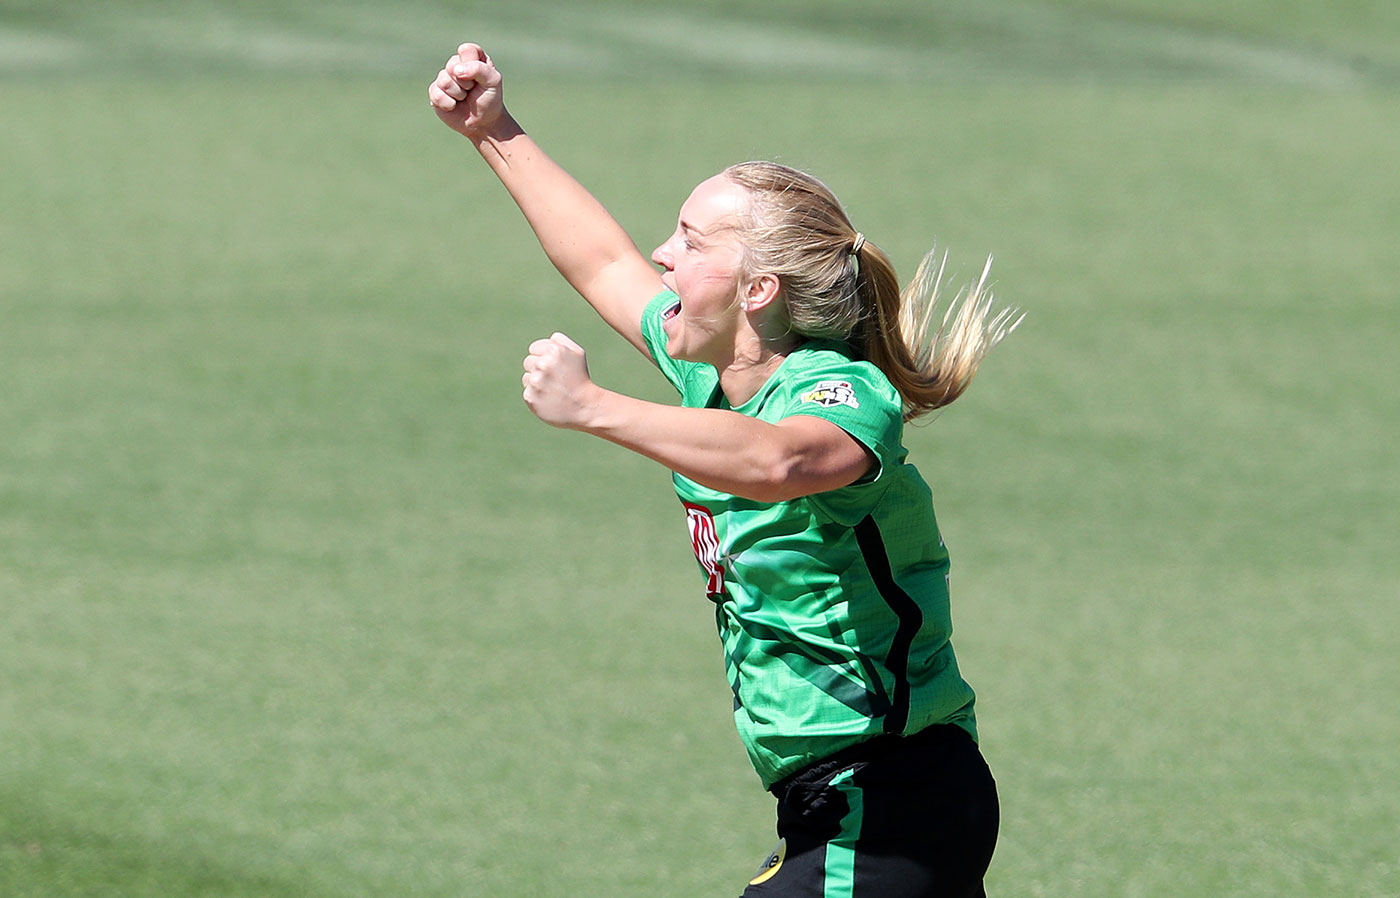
[742,725,999,898]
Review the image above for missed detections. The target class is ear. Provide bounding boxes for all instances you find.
[741,273,782,313]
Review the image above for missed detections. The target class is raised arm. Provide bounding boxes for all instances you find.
[428,44,662,354]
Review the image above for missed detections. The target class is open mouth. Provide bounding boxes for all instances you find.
[662,298,682,321]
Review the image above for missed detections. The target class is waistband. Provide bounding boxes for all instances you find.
[768,723,973,800]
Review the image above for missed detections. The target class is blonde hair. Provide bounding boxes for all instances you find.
[722,161,1022,421]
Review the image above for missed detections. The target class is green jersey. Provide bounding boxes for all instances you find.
[640,292,978,787]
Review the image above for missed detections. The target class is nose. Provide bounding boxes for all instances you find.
[651,240,672,270]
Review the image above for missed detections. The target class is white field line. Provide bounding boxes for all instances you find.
[0,2,1377,88]
[0,27,86,71]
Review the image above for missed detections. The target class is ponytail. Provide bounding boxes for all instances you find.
[722,161,1021,421]
[858,242,1022,421]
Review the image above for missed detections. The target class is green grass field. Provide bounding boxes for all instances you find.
[3,2,1398,896]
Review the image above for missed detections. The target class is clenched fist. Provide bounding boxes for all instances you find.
[428,42,506,140]
[522,333,603,430]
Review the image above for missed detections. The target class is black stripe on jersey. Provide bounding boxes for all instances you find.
[853,515,924,735]
[826,618,893,717]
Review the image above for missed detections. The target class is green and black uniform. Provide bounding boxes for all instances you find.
[641,292,999,898]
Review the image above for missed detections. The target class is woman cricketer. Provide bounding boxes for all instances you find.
[430,43,1016,898]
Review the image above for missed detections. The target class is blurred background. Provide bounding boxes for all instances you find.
[2,2,1397,896]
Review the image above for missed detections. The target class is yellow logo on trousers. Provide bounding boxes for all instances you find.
[749,839,787,885]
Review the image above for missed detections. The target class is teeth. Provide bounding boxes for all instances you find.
[663,299,682,321]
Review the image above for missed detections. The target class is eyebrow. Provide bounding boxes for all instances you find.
[681,219,737,238]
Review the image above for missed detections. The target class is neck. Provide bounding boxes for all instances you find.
[716,332,800,407]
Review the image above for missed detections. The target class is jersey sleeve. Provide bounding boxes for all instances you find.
[776,357,906,525]
[640,290,705,396]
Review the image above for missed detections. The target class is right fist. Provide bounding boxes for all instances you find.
[428,43,505,139]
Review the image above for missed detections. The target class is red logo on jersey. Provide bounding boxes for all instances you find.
[683,501,725,598]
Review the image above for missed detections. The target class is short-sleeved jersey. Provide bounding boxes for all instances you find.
[640,291,977,787]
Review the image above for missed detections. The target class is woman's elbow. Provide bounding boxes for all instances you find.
[741,453,825,504]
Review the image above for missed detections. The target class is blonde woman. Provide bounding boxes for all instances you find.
[431,43,1017,898]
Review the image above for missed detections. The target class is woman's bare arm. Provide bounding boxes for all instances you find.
[429,44,662,354]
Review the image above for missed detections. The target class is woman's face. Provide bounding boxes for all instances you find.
[651,175,751,365]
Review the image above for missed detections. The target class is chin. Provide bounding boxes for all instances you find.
[668,339,693,362]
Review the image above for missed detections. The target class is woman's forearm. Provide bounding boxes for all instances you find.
[579,389,869,504]
[469,116,659,347]
[521,334,872,502]
[471,115,639,292]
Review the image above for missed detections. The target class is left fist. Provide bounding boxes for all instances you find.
[522,332,598,430]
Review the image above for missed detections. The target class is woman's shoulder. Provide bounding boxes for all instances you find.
[783,340,900,404]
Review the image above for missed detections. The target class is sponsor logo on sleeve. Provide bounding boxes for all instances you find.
[800,380,860,409]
